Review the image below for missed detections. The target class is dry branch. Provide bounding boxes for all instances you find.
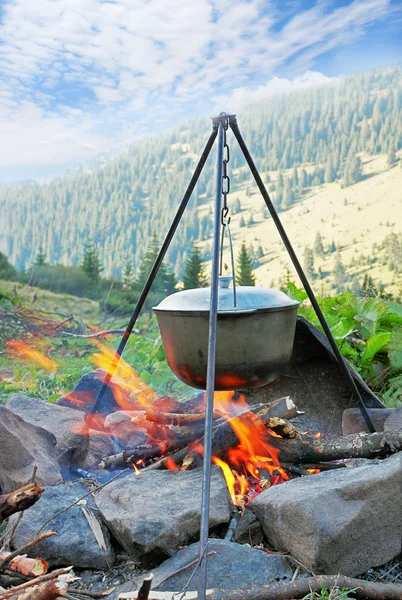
[0,567,73,600]
[0,485,44,522]
[267,431,402,463]
[209,574,402,599]
[7,579,68,600]
[0,531,56,573]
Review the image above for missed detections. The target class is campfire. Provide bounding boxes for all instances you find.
[1,328,402,600]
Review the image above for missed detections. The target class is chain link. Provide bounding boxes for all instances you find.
[221,118,231,226]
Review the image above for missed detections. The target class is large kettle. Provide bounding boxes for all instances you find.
[153,277,299,390]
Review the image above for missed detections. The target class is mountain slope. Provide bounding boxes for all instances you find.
[0,66,401,294]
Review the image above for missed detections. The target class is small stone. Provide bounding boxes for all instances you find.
[9,481,115,569]
[251,453,402,577]
[95,467,231,565]
[0,406,61,493]
[232,509,264,546]
[74,429,118,470]
[104,411,147,448]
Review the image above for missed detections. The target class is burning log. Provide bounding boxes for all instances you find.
[208,574,402,600]
[0,485,44,522]
[267,430,402,464]
[183,398,301,466]
[265,418,298,439]
[137,574,154,600]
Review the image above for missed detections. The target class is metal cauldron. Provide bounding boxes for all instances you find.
[153,277,299,390]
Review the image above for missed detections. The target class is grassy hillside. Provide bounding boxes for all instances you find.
[199,153,402,295]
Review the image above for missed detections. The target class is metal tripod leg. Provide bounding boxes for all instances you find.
[198,117,225,600]
[90,127,218,417]
[229,115,375,433]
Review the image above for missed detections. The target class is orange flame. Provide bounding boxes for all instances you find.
[91,341,160,410]
[206,391,289,504]
[6,340,58,372]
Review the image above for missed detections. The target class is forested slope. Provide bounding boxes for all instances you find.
[0,66,401,283]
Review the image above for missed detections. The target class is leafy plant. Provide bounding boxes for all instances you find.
[282,283,402,406]
[302,584,356,599]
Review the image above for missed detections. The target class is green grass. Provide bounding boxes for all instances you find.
[1,280,401,407]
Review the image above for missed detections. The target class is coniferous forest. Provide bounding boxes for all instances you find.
[0,66,401,291]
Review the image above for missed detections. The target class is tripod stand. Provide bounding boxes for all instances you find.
[91,113,375,599]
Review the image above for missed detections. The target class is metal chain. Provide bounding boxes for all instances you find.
[219,118,237,306]
[221,117,230,226]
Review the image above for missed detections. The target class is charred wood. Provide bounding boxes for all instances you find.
[209,574,402,600]
[0,485,44,522]
[267,431,402,463]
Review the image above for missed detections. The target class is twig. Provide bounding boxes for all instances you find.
[0,567,73,599]
[36,469,130,535]
[137,575,153,600]
[68,589,114,598]
[0,531,56,573]
[61,329,128,339]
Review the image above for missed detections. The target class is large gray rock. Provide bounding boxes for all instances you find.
[56,370,123,414]
[0,406,61,493]
[9,482,115,569]
[104,411,147,448]
[251,453,402,577]
[6,394,87,470]
[75,429,117,470]
[124,539,292,593]
[95,468,231,564]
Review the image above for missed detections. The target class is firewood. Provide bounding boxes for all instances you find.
[267,430,402,463]
[208,574,402,599]
[265,418,299,438]
[0,485,44,522]
[0,531,56,573]
[144,410,220,426]
[183,398,302,465]
[7,579,68,600]
[0,567,73,600]
[0,554,48,577]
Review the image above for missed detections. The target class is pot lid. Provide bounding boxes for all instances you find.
[153,281,299,313]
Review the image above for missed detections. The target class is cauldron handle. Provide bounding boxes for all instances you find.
[219,222,237,307]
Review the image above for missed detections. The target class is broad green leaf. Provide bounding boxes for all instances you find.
[362,331,391,362]
[140,370,151,384]
[388,328,402,370]
[330,319,355,340]
[284,282,308,303]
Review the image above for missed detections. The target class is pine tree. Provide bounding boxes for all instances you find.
[332,250,347,291]
[0,252,17,280]
[182,246,208,289]
[136,233,176,296]
[239,215,246,228]
[232,197,241,214]
[81,240,103,283]
[236,241,256,286]
[324,157,335,183]
[122,257,134,289]
[34,246,47,267]
[387,145,396,168]
[303,246,315,279]
[343,154,363,187]
[314,232,325,258]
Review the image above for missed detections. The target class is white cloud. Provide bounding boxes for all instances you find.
[213,71,337,112]
[0,0,396,174]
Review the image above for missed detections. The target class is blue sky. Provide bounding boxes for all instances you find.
[0,0,400,181]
